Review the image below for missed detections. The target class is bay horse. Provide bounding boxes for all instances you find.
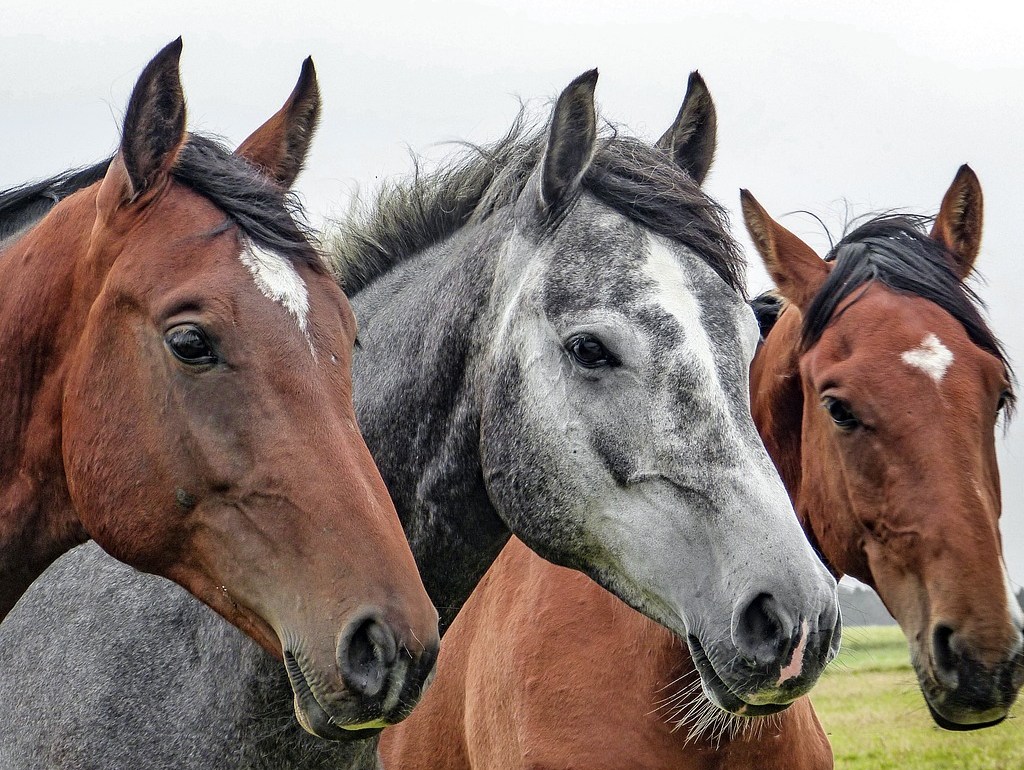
[0,71,838,768]
[0,41,440,738]
[745,172,1021,729]
[380,166,1021,770]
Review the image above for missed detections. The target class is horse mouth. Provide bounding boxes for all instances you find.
[924,699,1006,732]
[916,664,1012,732]
[686,635,791,717]
[283,650,388,741]
[906,634,1024,731]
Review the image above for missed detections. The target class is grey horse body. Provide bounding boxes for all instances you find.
[0,75,838,768]
[2,546,355,769]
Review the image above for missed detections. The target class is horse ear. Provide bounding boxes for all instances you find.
[741,189,829,312]
[656,71,717,185]
[539,69,599,211]
[236,57,321,189]
[930,164,983,279]
[103,38,187,206]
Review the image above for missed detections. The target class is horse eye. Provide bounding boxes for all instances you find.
[822,396,859,430]
[166,325,217,366]
[566,334,617,369]
[997,389,1012,414]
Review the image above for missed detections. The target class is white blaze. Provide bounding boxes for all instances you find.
[901,333,953,383]
[642,235,724,400]
[239,241,313,351]
[777,619,809,685]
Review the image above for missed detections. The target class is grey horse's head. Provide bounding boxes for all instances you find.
[479,71,840,714]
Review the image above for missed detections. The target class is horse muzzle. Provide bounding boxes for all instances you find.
[283,611,440,740]
[687,596,842,715]
[917,627,1024,730]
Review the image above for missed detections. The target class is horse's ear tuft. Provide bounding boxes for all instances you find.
[539,69,599,211]
[118,38,187,200]
[657,71,717,185]
[236,57,321,189]
[750,292,786,339]
[741,189,829,312]
[930,164,983,280]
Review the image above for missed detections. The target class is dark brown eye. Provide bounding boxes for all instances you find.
[997,389,1013,414]
[166,325,217,366]
[566,334,617,369]
[823,396,859,430]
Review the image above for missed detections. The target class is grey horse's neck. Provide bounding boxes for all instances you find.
[349,221,511,633]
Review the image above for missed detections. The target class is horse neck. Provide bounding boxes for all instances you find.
[750,307,805,493]
[0,190,99,615]
[349,225,511,634]
[749,305,840,576]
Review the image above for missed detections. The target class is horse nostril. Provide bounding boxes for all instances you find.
[822,604,843,662]
[932,623,959,689]
[338,613,399,699]
[819,596,840,634]
[734,592,794,667]
[744,594,780,640]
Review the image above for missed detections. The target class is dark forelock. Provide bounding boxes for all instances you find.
[801,214,1013,408]
[171,135,321,270]
[0,134,321,271]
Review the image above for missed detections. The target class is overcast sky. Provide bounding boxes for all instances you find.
[4,1,1023,584]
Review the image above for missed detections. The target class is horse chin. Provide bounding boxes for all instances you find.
[686,635,793,717]
[924,699,1006,732]
[913,651,1015,733]
[291,692,385,741]
[284,649,387,741]
[916,666,1012,732]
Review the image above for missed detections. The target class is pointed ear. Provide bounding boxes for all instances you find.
[539,69,598,211]
[656,71,717,185]
[236,57,321,189]
[741,189,830,312]
[104,38,187,207]
[930,164,983,279]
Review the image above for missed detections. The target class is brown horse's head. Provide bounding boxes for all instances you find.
[744,170,1022,729]
[55,41,438,736]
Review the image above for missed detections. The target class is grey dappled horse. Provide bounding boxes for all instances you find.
[0,72,838,769]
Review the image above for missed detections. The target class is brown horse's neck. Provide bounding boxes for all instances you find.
[750,308,804,502]
[0,190,99,616]
[750,306,840,579]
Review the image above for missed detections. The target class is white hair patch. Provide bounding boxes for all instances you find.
[642,235,723,395]
[239,241,313,352]
[901,333,953,383]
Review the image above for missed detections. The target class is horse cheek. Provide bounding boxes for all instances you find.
[61,320,178,571]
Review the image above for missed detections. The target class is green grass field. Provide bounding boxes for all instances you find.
[812,626,1024,769]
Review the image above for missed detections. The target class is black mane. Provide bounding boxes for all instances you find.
[802,214,1013,404]
[330,116,743,295]
[172,135,320,269]
[0,134,320,270]
[0,160,110,243]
